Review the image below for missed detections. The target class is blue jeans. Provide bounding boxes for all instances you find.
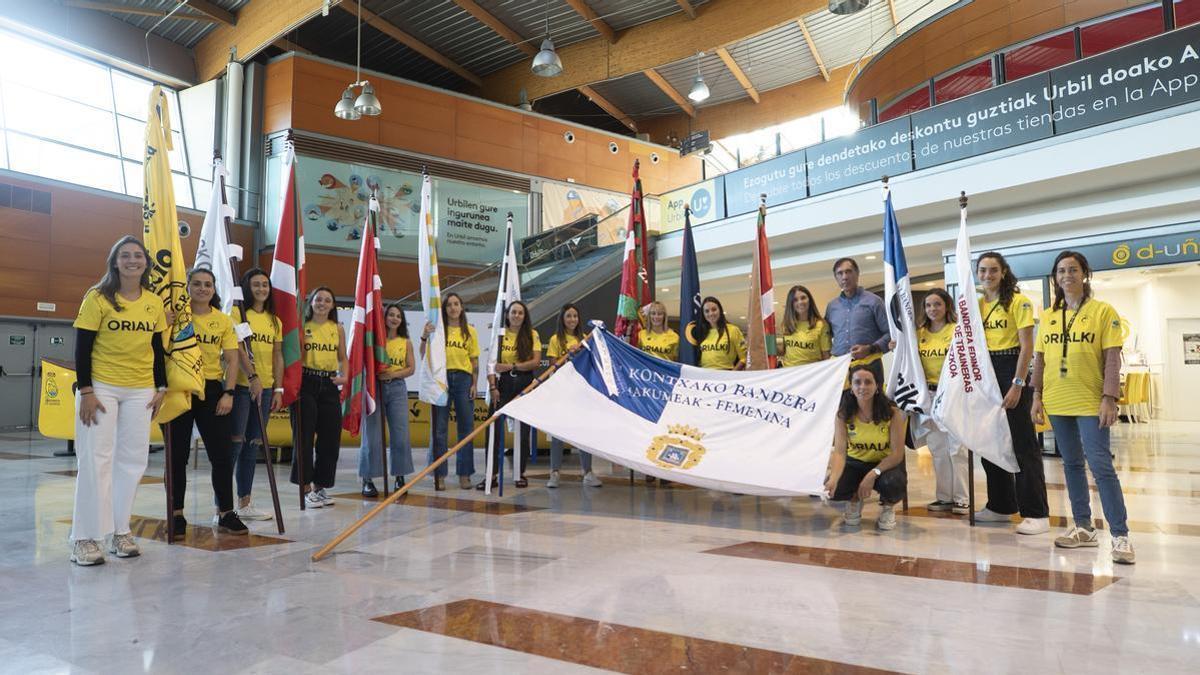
[230,385,275,499]
[431,370,476,478]
[1049,415,1129,537]
[550,437,591,473]
[359,378,413,479]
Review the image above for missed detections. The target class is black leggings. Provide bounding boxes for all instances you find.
[491,370,534,479]
[165,379,234,513]
[290,373,342,489]
[980,351,1049,518]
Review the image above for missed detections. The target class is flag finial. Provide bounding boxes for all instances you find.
[959,191,968,209]
[759,193,766,206]
[881,174,889,185]
[421,165,428,176]
[684,204,690,215]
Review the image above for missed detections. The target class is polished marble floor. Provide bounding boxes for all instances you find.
[0,420,1198,674]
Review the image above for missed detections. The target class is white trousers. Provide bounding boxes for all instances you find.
[71,382,154,542]
[925,423,969,504]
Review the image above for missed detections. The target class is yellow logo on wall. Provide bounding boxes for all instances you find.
[1112,244,1131,266]
[646,423,707,470]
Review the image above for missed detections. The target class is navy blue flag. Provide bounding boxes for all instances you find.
[677,206,702,366]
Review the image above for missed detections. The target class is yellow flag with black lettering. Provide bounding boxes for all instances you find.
[143,86,203,423]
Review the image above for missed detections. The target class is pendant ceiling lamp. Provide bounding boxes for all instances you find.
[531,0,562,77]
[333,1,381,120]
[829,0,870,16]
[688,52,710,103]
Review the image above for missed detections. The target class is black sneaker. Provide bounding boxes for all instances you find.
[394,476,406,491]
[362,480,378,498]
[171,515,187,540]
[216,511,249,535]
[927,500,955,512]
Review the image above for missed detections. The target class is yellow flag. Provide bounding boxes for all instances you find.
[143,86,203,423]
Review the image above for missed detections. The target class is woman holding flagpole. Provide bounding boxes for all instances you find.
[482,300,541,490]
[360,303,415,497]
[229,268,282,521]
[825,364,908,531]
[778,285,831,367]
[164,268,247,536]
[424,292,479,491]
[70,236,167,565]
[546,303,601,489]
[690,297,746,370]
[640,301,679,362]
[916,288,969,514]
[973,252,1049,534]
[1032,251,1134,564]
[292,286,347,508]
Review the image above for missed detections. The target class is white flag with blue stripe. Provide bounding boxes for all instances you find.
[883,186,930,414]
[500,330,850,495]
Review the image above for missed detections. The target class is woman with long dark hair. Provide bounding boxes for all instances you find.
[164,268,246,537]
[973,252,1049,534]
[916,288,968,514]
[1032,251,1134,564]
[423,292,479,490]
[291,286,347,508]
[824,364,908,532]
[228,267,282,521]
[70,236,167,565]
[778,285,831,367]
[545,303,601,488]
[640,300,679,362]
[359,303,415,497]
[690,296,746,370]
[481,300,541,490]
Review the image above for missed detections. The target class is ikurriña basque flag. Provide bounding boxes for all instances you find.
[500,330,851,495]
[882,185,930,415]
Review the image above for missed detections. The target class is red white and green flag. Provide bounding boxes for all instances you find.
[614,226,641,345]
[342,195,387,433]
[745,198,777,370]
[270,148,306,406]
[615,160,653,346]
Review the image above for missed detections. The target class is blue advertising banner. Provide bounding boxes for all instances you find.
[723,152,808,218]
[659,178,725,233]
[806,116,913,196]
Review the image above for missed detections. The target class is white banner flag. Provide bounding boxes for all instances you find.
[484,215,522,397]
[930,202,1019,472]
[417,173,448,406]
[500,330,851,495]
[194,158,245,337]
[882,186,930,414]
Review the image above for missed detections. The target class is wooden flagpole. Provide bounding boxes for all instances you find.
[312,345,580,562]
[289,139,307,511]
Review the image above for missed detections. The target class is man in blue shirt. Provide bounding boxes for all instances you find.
[825,257,890,382]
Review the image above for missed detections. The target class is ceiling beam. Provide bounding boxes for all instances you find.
[642,68,695,117]
[562,0,616,43]
[796,18,829,82]
[185,0,238,27]
[714,46,759,103]
[577,85,637,132]
[674,0,696,19]
[886,0,899,29]
[62,0,217,23]
[195,0,338,81]
[341,2,484,87]
[481,0,828,104]
[451,0,537,56]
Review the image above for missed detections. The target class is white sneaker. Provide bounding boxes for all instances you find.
[1016,517,1049,535]
[876,503,896,531]
[316,488,335,506]
[951,502,970,515]
[842,500,863,527]
[304,491,325,509]
[236,503,274,521]
[546,471,560,489]
[1054,526,1099,548]
[974,508,1012,522]
[1112,535,1136,564]
[107,532,140,558]
[70,539,105,566]
[582,471,603,488]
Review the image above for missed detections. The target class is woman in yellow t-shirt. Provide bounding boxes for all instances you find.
[422,292,480,490]
[640,301,679,362]
[293,286,347,509]
[360,303,415,497]
[164,268,246,537]
[825,364,907,532]
[484,300,542,489]
[778,285,831,367]
[229,267,283,522]
[915,288,968,514]
[69,236,167,565]
[1032,251,1133,564]
[973,251,1049,534]
[689,296,746,370]
[546,303,602,488]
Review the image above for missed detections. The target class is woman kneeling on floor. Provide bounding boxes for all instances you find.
[825,364,908,531]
